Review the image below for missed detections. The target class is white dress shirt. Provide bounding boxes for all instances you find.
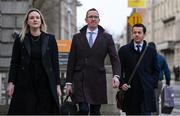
[86,28,98,44]
[134,42,144,52]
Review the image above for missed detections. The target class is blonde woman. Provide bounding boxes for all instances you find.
[6,8,61,114]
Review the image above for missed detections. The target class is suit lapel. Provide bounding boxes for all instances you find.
[24,34,31,56]
[80,31,91,49]
[41,32,49,56]
[23,32,49,56]
[84,32,103,58]
[81,31,102,50]
[91,32,102,50]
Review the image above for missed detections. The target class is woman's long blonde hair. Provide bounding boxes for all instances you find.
[20,8,47,41]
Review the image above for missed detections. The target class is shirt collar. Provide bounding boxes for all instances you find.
[134,41,144,51]
[134,41,143,48]
[87,28,98,34]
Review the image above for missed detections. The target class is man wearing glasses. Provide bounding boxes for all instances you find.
[66,8,121,115]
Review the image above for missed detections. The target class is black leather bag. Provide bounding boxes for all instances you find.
[161,85,174,114]
[116,89,125,109]
[60,95,78,115]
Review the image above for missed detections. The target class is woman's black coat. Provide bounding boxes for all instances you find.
[8,32,60,114]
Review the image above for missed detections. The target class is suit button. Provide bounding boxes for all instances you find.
[21,56,24,59]
[85,58,88,63]
[22,67,24,70]
[50,68,52,71]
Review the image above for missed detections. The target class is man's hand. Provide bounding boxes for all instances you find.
[121,83,131,91]
[6,82,14,97]
[57,85,62,96]
[112,75,120,88]
[66,84,73,95]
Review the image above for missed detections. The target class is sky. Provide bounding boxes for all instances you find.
[77,0,132,36]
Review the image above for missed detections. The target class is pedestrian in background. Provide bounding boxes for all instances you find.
[148,42,171,115]
[173,65,180,81]
[65,8,121,115]
[118,23,160,115]
[6,8,61,114]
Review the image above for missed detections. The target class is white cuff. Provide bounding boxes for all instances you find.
[66,82,72,85]
[114,75,120,79]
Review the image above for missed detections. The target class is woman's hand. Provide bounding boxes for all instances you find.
[6,82,14,97]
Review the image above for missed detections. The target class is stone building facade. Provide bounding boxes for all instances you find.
[132,0,180,73]
[0,0,32,105]
[33,0,79,40]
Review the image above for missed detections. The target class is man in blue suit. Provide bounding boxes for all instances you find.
[148,42,171,114]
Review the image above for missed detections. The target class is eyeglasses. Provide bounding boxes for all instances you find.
[87,16,99,19]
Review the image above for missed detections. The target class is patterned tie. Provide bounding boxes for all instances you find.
[136,45,141,53]
[88,32,94,48]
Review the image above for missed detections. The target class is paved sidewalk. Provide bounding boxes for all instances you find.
[168,80,180,115]
[119,80,180,115]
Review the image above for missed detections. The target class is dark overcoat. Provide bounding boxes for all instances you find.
[8,32,60,114]
[118,40,160,113]
[66,25,121,104]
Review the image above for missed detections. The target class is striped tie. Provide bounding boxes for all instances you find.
[136,45,141,53]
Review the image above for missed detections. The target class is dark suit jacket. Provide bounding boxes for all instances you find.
[66,25,121,104]
[118,40,160,113]
[8,32,60,113]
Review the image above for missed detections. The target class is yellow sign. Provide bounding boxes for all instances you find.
[56,40,72,53]
[128,0,146,8]
[128,12,142,27]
